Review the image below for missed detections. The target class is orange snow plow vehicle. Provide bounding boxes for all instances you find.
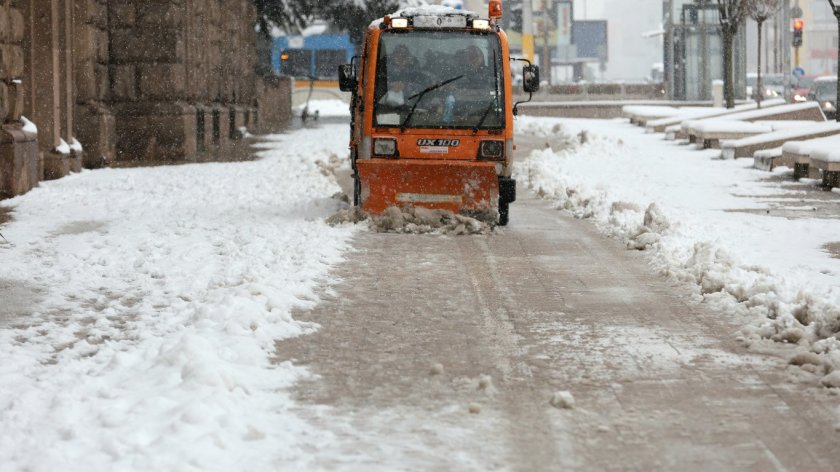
[338,0,539,225]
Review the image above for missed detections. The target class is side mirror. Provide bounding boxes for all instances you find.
[338,64,357,92]
[523,65,540,93]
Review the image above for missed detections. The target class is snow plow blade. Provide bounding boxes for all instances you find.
[357,159,499,217]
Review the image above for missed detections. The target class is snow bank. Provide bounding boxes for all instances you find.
[515,117,840,386]
[0,125,359,469]
[294,99,350,118]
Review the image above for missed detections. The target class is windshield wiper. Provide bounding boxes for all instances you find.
[473,101,496,132]
[401,74,465,131]
[473,50,501,132]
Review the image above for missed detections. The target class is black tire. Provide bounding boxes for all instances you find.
[498,202,509,226]
[353,175,361,206]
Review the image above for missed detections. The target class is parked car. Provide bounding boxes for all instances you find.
[747,73,785,100]
[792,75,817,103]
[810,76,838,120]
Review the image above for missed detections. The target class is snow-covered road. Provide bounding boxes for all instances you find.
[0,125,357,470]
[2,116,840,470]
[516,117,840,382]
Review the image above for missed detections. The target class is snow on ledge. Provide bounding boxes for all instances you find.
[54,138,70,155]
[70,138,83,153]
[20,116,38,135]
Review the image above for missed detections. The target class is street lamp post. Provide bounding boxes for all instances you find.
[829,0,840,122]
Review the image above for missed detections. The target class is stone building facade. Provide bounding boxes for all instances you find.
[1,0,290,200]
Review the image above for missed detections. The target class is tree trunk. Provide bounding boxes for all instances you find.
[723,27,735,109]
[837,16,840,122]
[756,20,763,108]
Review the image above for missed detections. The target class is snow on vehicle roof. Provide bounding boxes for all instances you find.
[394,5,476,17]
[371,4,478,27]
[815,76,838,82]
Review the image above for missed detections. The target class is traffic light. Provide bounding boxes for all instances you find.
[793,18,804,48]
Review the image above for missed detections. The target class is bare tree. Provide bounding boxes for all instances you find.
[828,0,840,122]
[717,0,750,108]
[747,0,782,108]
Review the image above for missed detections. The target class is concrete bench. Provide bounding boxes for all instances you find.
[622,106,681,126]
[682,102,825,145]
[780,135,840,179]
[752,147,785,171]
[693,121,774,149]
[720,122,840,160]
[647,99,786,133]
[810,148,840,188]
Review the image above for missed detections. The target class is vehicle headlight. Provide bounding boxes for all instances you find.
[825,101,836,111]
[373,138,397,157]
[794,94,807,102]
[479,140,504,160]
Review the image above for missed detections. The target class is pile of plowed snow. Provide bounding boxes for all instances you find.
[515,116,840,388]
[329,205,494,235]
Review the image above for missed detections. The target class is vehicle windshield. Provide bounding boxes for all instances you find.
[373,30,504,130]
[815,80,837,98]
[763,75,784,87]
[796,77,815,89]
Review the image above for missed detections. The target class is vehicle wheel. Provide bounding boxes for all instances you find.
[498,202,509,226]
[353,175,361,206]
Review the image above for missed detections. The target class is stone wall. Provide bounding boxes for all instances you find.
[74,0,114,168]
[1,0,291,200]
[255,75,292,134]
[108,0,260,163]
[0,0,38,198]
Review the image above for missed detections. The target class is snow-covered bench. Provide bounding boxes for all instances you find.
[752,147,784,171]
[810,148,840,188]
[720,122,840,160]
[623,106,678,125]
[669,101,826,142]
[779,135,840,179]
[646,99,786,133]
[692,121,773,149]
[694,120,818,149]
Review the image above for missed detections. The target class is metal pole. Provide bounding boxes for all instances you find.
[773,14,779,73]
[542,0,551,84]
[781,0,791,99]
[523,0,535,62]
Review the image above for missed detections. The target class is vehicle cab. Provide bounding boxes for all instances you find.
[338,1,539,225]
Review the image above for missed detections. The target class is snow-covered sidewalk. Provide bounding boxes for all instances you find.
[0,125,357,470]
[515,117,840,386]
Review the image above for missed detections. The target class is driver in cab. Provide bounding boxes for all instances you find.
[379,44,423,107]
